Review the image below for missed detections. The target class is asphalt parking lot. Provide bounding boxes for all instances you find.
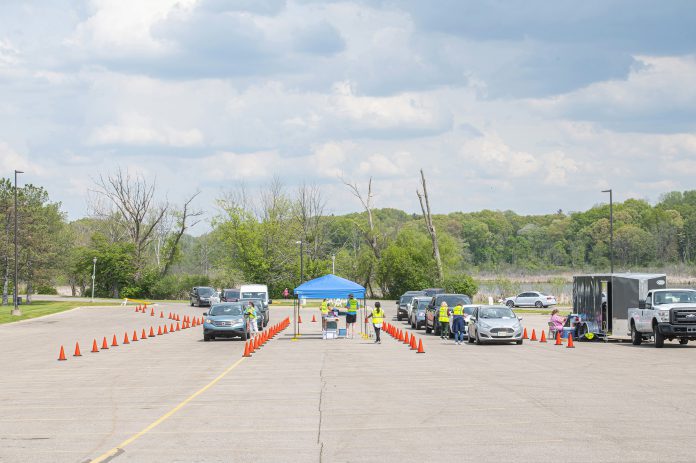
[1,302,696,463]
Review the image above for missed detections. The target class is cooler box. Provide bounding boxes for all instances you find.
[338,328,347,337]
[561,327,574,339]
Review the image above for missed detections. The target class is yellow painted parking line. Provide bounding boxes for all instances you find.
[89,357,246,463]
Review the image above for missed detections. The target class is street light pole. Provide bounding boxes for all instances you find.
[602,189,614,274]
[332,254,335,274]
[295,240,304,284]
[12,170,23,316]
[91,257,97,302]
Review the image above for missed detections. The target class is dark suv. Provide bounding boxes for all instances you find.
[425,293,472,335]
[190,286,216,307]
[397,290,426,321]
[221,288,241,302]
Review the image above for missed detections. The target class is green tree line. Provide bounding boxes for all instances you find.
[3,173,696,303]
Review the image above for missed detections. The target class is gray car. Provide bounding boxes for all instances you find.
[468,306,524,345]
[202,302,248,342]
[397,291,426,321]
[408,297,431,329]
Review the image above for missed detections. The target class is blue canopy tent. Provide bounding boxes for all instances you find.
[293,274,365,300]
[292,274,366,337]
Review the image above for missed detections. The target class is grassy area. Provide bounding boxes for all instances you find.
[0,301,120,324]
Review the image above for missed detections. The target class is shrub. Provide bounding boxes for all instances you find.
[443,274,478,298]
[34,284,58,295]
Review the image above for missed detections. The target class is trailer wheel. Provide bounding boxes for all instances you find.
[653,323,665,348]
[679,338,688,345]
[631,322,642,345]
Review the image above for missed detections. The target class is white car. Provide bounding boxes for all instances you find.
[505,291,557,308]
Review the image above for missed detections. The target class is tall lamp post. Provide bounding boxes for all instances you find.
[91,257,97,302]
[331,254,335,274]
[602,189,614,274]
[12,170,23,316]
[296,240,304,284]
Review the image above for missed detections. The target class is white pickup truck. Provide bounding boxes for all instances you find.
[628,289,696,347]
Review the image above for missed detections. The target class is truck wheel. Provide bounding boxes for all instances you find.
[679,338,688,345]
[653,323,665,348]
[631,323,642,345]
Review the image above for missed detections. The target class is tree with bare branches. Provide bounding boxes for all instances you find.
[417,169,444,284]
[160,191,203,277]
[90,168,168,279]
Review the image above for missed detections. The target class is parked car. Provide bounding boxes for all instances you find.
[221,288,241,302]
[504,291,557,308]
[397,290,426,321]
[449,304,478,339]
[240,284,272,308]
[408,296,432,329]
[190,286,217,307]
[425,294,473,335]
[202,302,248,342]
[468,305,523,345]
[240,298,267,329]
[422,288,446,297]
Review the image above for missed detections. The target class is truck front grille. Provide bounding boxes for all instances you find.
[672,309,696,325]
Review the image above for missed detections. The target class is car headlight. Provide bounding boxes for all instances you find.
[657,311,670,322]
[205,319,212,324]
[418,312,424,317]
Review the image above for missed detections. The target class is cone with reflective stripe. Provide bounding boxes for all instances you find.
[530,329,537,341]
[91,339,99,352]
[101,337,109,350]
[566,333,575,348]
[416,338,425,353]
[555,331,562,345]
[58,345,67,361]
[74,342,82,356]
[123,332,130,344]
[523,328,528,339]
[132,330,139,341]
[540,330,547,343]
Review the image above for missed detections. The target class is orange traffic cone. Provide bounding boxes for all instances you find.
[135,306,139,312]
[530,329,537,341]
[132,330,139,342]
[149,327,155,337]
[169,323,174,332]
[123,332,130,344]
[416,339,425,353]
[249,338,255,354]
[91,339,99,352]
[112,334,119,346]
[410,335,417,350]
[150,308,154,316]
[168,312,172,319]
[160,311,164,318]
[163,325,169,334]
[157,326,163,335]
[540,331,547,343]
[243,341,251,357]
[555,331,562,345]
[101,337,109,350]
[141,328,147,339]
[404,332,410,345]
[312,314,317,322]
[298,314,302,323]
[567,333,575,348]
[74,342,82,356]
[523,328,528,339]
[176,322,180,331]
[58,345,67,361]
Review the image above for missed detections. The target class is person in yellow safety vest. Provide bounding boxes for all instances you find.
[366,301,384,344]
[452,303,466,345]
[438,301,451,341]
[244,301,259,336]
[345,293,360,339]
[320,298,329,331]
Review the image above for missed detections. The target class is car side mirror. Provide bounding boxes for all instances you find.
[470,317,476,322]
[203,312,208,316]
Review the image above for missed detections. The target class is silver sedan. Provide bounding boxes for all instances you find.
[468,306,524,345]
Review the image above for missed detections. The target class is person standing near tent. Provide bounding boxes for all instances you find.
[366,301,384,344]
[244,301,259,337]
[320,298,330,331]
[438,301,451,341]
[345,293,360,339]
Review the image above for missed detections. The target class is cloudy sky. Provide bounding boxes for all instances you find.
[1,0,695,230]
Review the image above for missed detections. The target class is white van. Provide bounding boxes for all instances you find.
[240,284,271,307]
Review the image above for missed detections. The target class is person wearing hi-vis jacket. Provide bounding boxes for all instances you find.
[345,294,359,339]
[366,302,385,344]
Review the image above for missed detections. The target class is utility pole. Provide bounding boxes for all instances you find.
[12,170,23,316]
[602,189,614,273]
[91,257,97,302]
[296,240,304,284]
[332,254,335,274]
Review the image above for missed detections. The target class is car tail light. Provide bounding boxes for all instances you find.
[547,296,553,300]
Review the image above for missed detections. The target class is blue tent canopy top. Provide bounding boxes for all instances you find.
[293,274,366,300]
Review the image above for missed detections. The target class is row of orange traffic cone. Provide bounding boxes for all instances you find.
[522,328,575,348]
[242,317,291,357]
[58,315,206,361]
[133,304,186,323]
[382,323,425,353]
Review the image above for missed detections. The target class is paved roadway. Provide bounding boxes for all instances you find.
[1,302,696,463]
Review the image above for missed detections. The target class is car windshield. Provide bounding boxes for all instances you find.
[417,301,430,310]
[438,295,471,307]
[209,304,243,316]
[654,290,696,304]
[198,287,214,296]
[400,295,416,304]
[464,307,476,315]
[241,300,264,310]
[242,291,265,299]
[479,307,516,319]
[224,290,240,298]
